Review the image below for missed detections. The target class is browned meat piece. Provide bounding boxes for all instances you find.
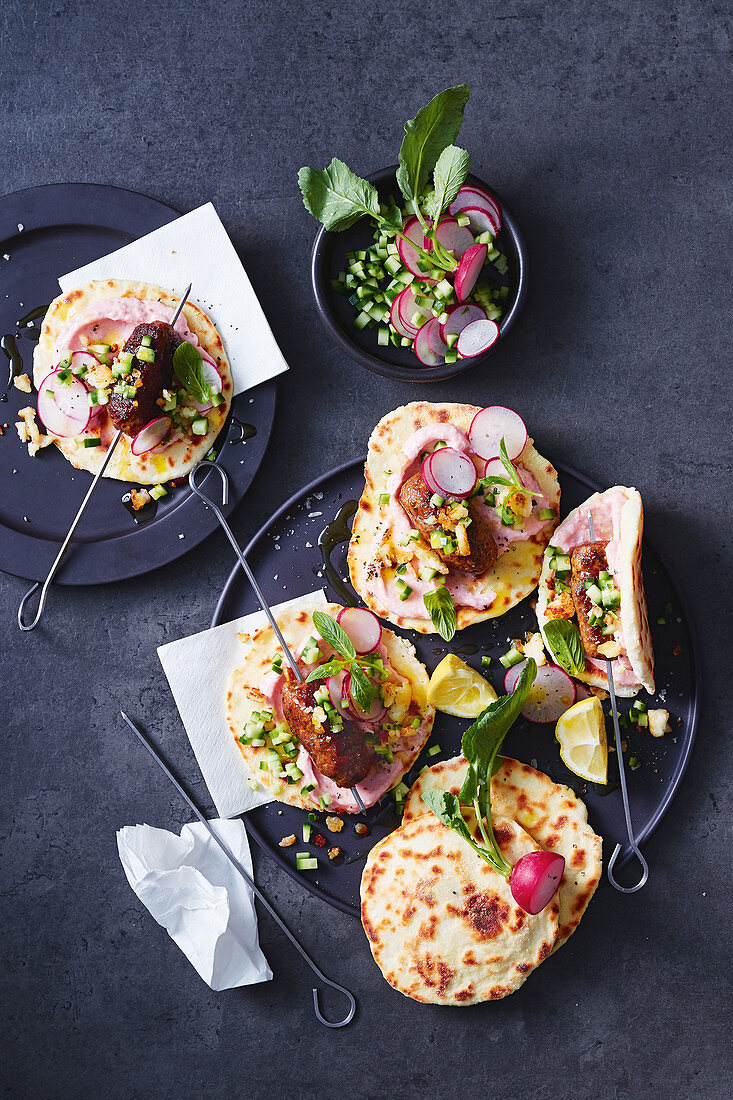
[108,320,181,436]
[570,541,609,658]
[281,675,374,788]
[398,473,498,575]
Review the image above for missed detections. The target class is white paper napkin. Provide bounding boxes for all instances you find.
[157,590,328,819]
[117,819,272,991]
[58,202,289,395]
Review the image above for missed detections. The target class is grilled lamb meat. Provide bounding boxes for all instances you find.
[399,472,497,575]
[108,320,181,436]
[281,675,374,788]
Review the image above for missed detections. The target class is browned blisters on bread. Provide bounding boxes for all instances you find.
[454,986,474,1001]
[413,954,455,997]
[462,950,478,965]
[545,834,560,849]
[361,906,378,943]
[489,985,512,1000]
[571,848,586,867]
[295,611,307,623]
[555,815,568,827]
[539,941,553,960]
[493,821,514,847]
[402,904,417,924]
[413,875,438,909]
[447,891,510,941]
[419,915,438,940]
[516,962,531,974]
[361,499,372,512]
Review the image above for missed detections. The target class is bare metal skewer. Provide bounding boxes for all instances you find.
[188,461,368,816]
[18,285,193,632]
[119,710,356,1028]
[587,511,649,892]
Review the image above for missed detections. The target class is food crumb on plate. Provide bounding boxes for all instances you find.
[279,834,296,848]
[325,816,343,833]
[13,373,31,393]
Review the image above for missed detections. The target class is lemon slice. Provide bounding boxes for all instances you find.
[427,654,497,718]
[555,696,608,783]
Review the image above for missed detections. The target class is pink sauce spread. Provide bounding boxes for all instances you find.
[53,297,200,362]
[373,423,551,621]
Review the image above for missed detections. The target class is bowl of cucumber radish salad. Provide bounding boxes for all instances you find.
[300,85,528,381]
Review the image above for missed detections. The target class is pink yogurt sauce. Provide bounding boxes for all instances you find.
[53,296,200,363]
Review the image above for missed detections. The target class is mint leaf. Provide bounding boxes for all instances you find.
[311,610,356,661]
[396,85,470,207]
[423,585,456,641]
[298,158,381,231]
[305,659,347,683]
[499,436,523,488]
[173,342,210,404]
[543,619,586,676]
[424,145,471,221]
[348,662,377,716]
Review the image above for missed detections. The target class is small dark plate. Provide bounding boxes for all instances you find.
[213,458,698,917]
[0,183,276,586]
[310,166,528,382]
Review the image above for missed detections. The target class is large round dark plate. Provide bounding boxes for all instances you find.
[213,458,698,917]
[0,183,276,585]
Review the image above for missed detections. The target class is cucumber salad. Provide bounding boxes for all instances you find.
[299,84,511,367]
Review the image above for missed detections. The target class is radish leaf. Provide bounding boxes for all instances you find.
[396,85,470,208]
[424,145,471,221]
[298,158,380,231]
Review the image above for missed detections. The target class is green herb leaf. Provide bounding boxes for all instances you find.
[499,436,523,488]
[297,158,381,231]
[172,342,210,405]
[305,659,347,683]
[311,610,356,660]
[423,585,457,641]
[424,145,471,221]
[396,85,470,208]
[348,662,378,715]
[543,619,586,676]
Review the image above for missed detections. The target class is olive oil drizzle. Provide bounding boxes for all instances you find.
[318,500,358,607]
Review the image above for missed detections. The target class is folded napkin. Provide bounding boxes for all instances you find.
[58,202,288,395]
[157,590,328,819]
[117,819,272,991]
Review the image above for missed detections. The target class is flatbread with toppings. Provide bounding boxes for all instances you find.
[348,402,560,634]
[536,487,655,697]
[402,755,602,950]
[360,814,559,1004]
[226,601,433,813]
[31,279,232,483]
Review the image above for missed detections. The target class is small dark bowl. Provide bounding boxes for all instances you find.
[310,165,528,382]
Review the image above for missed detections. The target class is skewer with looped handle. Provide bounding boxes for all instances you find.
[119,710,356,1028]
[18,284,193,632]
[587,511,648,893]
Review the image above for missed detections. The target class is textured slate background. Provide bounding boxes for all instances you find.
[1,1,731,1097]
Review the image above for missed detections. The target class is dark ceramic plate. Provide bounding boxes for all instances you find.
[310,166,528,382]
[0,183,276,586]
[213,458,699,917]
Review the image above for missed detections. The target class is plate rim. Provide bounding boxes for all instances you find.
[212,454,700,915]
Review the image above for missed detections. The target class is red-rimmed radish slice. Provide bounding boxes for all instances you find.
[151,429,183,454]
[336,606,382,654]
[343,673,387,723]
[510,851,565,914]
[130,416,172,456]
[327,669,350,709]
[397,216,436,282]
[414,318,447,367]
[37,370,91,437]
[423,446,477,499]
[460,205,500,236]
[469,406,527,460]
[398,285,430,335]
[390,291,417,339]
[456,318,500,358]
[482,456,514,482]
[190,352,223,413]
[434,216,475,259]
[68,350,101,374]
[439,302,487,343]
[454,243,487,302]
[449,185,502,229]
[503,659,576,723]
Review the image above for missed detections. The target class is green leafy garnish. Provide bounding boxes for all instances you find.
[396,85,470,212]
[423,144,471,222]
[173,342,210,405]
[311,610,356,660]
[297,158,381,232]
[542,619,586,676]
[348,662,377,715]
[423,585,457,641]
[307,611,377,716]
[420,659,537,879]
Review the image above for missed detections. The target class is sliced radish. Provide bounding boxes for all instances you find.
[68,350,102,375]
[399,285,432,336]
[460,205,500,236]
[200,354,222,393]
[440,303,487,343]
[414,318,446,367]
[336,606,382,654]
[397,216,436,282]
[434,216,475,259]
[151,429,184,453]
[422,447,477,499]
[454,243,487,302]
[449,185,502,229]
[483,456,514,482]
[503,660,576,723]
[423,316,449,358]
[510,851,565,914]
[37,370,91,437]
[327,670,350,710]
[390,292,416,339]
[343,673,387,723]
[469,406,527,461]
[456,318,500,357]
[130,416,172,456]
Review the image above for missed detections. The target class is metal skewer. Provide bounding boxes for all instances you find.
[587,511,648,892]
[17,285,192,632]
[120,710,356,1028]
[188,461,368,815]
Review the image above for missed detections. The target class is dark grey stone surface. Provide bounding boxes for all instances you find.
[1,1,731,1097]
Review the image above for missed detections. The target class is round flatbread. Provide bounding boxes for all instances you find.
[360,814,559,1004]
[33,279,233,484]
[226,601,434,812]
[348,402,560,633]
[403,755,602,950]
[536,487,654,697]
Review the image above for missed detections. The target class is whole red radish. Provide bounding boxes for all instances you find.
[510,851,565,914]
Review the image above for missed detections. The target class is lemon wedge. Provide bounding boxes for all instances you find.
[555,696,608,783]
[427,654,497,718]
